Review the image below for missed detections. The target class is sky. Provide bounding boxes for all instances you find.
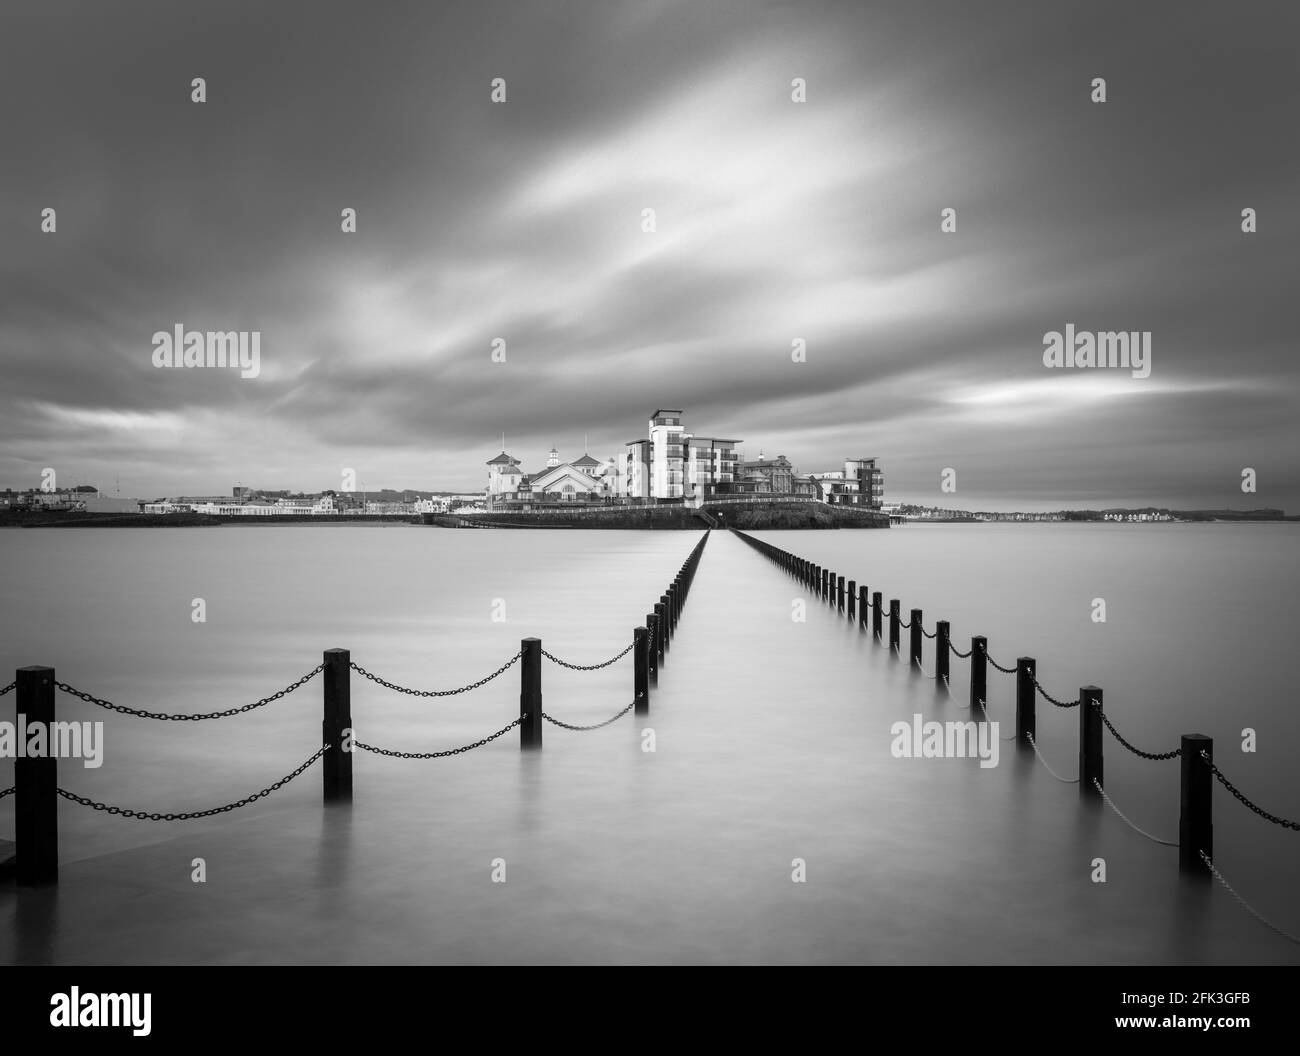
[1,0,1297,511]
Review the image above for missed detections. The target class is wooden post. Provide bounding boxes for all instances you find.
[16,666,58,885]
[936,621,950,684]
[322,648,352,803]
[1015,657,1035,747]
[520,637,542,749]
[909,609,922,666]
[858,586,869,628]
[872,592,883,640]
[888,600,900,653]
[646,612,659,685]
[1179,734,1213,876]
[654,602,667,665]
[634,626,649,716]
[1080,686,1103,797]
[847,580,856,620]
[837,575,845,613]
[970,636,987,714]
[666,586,677,636]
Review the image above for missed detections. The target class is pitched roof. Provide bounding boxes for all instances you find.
[572,453,601,468]
[486,451,520,466]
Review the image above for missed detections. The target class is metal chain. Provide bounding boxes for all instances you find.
[1094,779,1178,845]
[1026,732,1079,783]
[56,745,329,820]
[0,680,15,697]
[920,626,936,640]
[897,615,911,629]
[1031,675,1079,708]
[542,701,636,731]
[350,651,520,697]
[1099,711,1181,761]
[978,699,1019,740]
[986,653,1018,674]
[54,665,324,721]
[541,640,635,671]
[949,642,972,659]
[355,717,523,758]
[1200,851,1300,946]
[1203,751,1300,831]
[943,676,971,708]
[0,786,14,800]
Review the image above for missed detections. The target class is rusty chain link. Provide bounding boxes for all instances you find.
[350,651,520,697]
[1031,675,1079,708]
[1099,711,1181,761]
[56,745,329,820]
[1203,751,1300,831]
[542,701,635,731]
[355,717,524,758]
[542,640,636,671]
[54,665,324,720]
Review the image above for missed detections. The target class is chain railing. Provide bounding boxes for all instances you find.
[1200,851,1300,946]
[542,701,636,731]
[1099,711,1181,761]
[1025,732,1079,783]
[54,665,324,720]
[1094,779,1178,846]
[355,718,525,758]
[350,652,521,697]
[56,746,329,821]
[0,786,14,800]
[541,640,636,671]
[986,653,1017,675]
[1203,751,1300,831]
[948,641,972,659]
[1031,675,1079,708]
[0,680,15,697]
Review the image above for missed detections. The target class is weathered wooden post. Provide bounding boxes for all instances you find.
[654,601,667,665]
[858,586,869,628]
[16,666,58,885]
[1080,686,1103,797]
[520,637,542,749]
[837,575,845,613]
[847,580,856,620]
[667,585,678,634]
[1179,734,1213,876]
[634,626,649,716]
[909,609,922,666]
[970,636,987,713]
[888,600,900,653]
[646,612,659,685]
[1015,657,1035,747]
[872,592,883,641]
[936,621,950,684]
[322,648,352,803]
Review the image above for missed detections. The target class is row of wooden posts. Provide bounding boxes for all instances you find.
[730,529,1215,878]
[5,532,711,886]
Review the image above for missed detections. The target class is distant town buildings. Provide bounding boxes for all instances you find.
[484,409,885,511]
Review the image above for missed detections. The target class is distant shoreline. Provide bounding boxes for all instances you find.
[0,509,1293,529]
[0,511,421,528]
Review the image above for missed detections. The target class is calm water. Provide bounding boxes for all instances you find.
[1,523,1297,964]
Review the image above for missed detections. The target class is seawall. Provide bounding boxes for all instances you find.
[422,501,889,530]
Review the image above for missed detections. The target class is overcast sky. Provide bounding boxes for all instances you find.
[2,0,1297,510]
